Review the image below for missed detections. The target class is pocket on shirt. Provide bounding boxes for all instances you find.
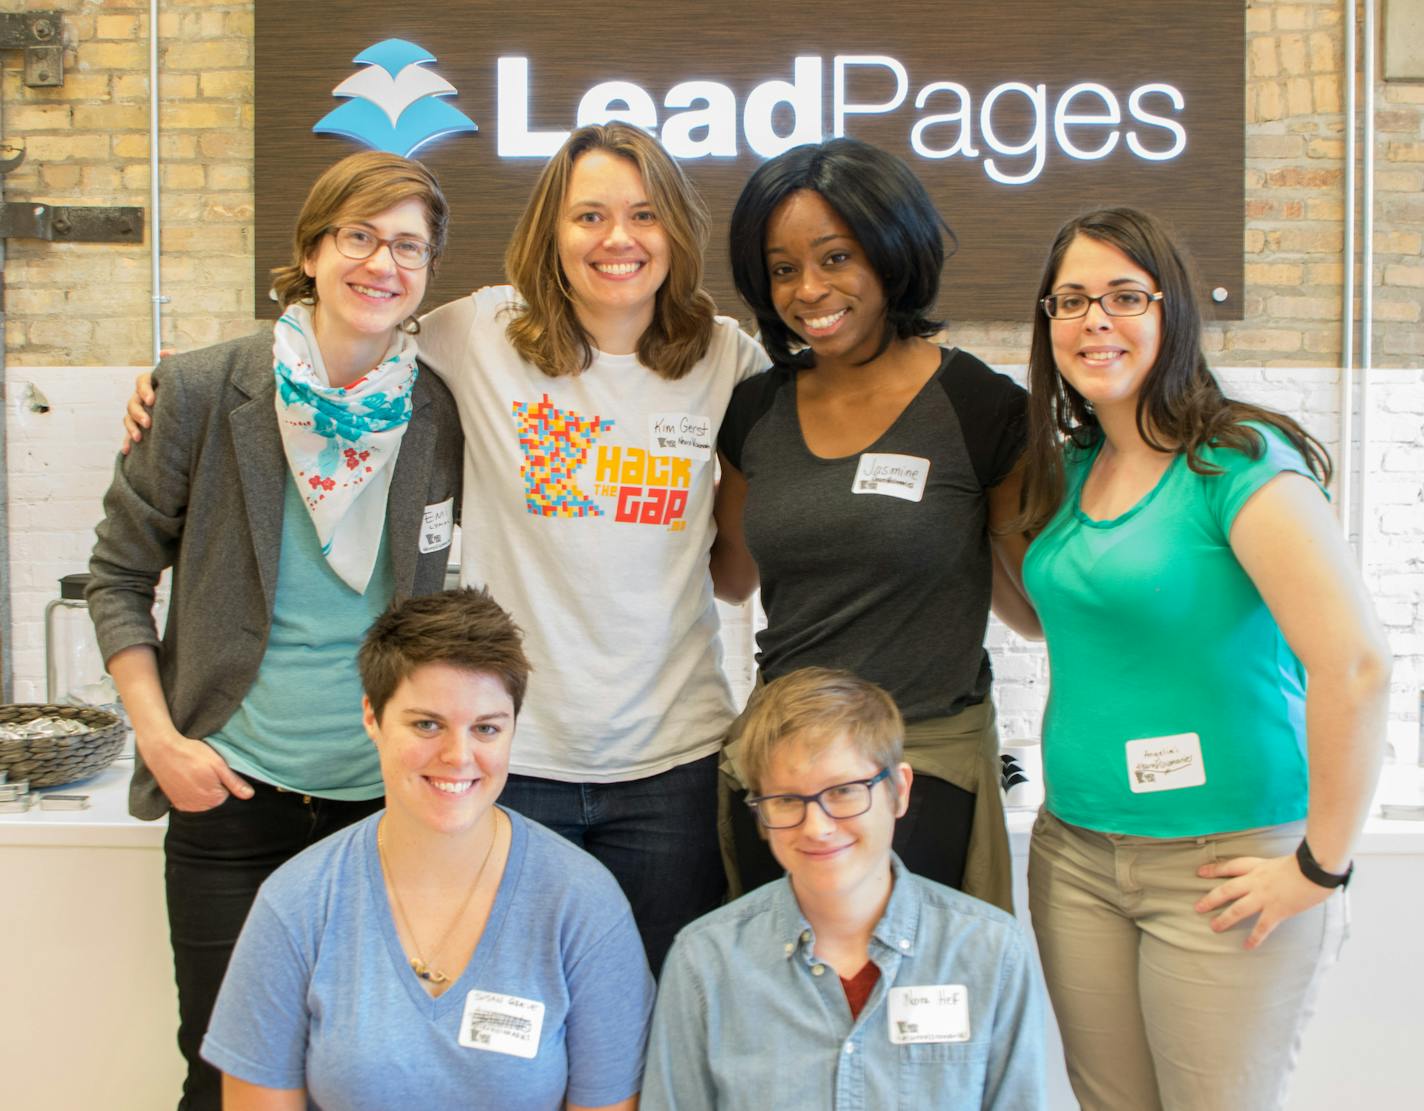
[897,1041,988,1109]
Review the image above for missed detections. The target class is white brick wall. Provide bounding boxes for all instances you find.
[7,363,1420,761]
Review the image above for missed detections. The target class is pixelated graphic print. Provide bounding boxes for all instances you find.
[511,395,615,517]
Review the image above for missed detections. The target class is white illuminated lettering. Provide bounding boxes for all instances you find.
[576,80,658,132]
[494,54,1190,178]
[1053,82,1121,160]
[980,82,1047,185]
[496,57,568,157]
[833,55,908,137]
[743,57,823,158]
[1127,83,1187,160]
[910,81,979,159]
[661,81,738,157]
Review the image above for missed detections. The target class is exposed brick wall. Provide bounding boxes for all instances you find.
[2,1,1420,752]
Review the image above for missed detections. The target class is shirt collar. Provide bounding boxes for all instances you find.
[771,853,922,962]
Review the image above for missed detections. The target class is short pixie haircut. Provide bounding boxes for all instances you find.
[729,138,952,368]
[734,668,904,795]
[270,151,450,313]
[358,588,530,721]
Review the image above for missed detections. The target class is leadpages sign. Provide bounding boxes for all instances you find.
[255,0,1244,320]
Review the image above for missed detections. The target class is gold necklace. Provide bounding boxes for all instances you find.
[377,809,502,985]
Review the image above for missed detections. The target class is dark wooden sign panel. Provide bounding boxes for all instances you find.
[255,1,1244,323]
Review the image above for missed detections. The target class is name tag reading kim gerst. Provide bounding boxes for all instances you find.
[459,990,545,1058]
[852,454,930,502]
[1125,732,1207,794]
[648,412,713,460]
[888,985,971,1045]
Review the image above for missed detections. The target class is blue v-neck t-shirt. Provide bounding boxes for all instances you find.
[1022,423,1321,837]
[202,809,654,1109]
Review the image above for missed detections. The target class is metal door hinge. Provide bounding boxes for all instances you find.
[0,12,65,88]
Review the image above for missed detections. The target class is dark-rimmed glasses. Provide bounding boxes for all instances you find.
[328,226,433,270]
[746,767,892,829]
[1041,290,1163,319]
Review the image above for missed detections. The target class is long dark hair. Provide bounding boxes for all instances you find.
[1013,206,1331,536]
[728,138,953,368]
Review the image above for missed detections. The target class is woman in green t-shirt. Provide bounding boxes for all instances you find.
[1012,207,1389,1111]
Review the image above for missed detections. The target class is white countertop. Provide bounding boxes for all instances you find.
[4,757,1424,853]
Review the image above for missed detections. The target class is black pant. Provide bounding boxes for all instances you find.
[730,770,976,891]
[499,753,724,976]
[163,781,383,1111]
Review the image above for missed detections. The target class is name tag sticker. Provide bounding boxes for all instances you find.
[887,984,971,1045]
[852,454,930,502]
[459,990,545,1058]
[1125,732,1206,793]
[648,412,713,460]
[420,498,454,554]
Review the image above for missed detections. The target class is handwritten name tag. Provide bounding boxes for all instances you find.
[852,453,930,502]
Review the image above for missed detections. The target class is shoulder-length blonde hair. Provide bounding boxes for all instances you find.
[504,124,717,380]
[270,151,449,330]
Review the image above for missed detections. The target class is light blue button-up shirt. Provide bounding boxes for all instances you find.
[643,855,1045,1110]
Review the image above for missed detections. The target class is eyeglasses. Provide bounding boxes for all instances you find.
[1041,289,1163,319]
[746,767,892,829]
[328,226,433,270]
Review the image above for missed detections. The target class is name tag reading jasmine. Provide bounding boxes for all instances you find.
[1125,732,1206,793]
[887,984,971,1044]
[852,453,930,502]
[648,412,713,460]
[459,990,545,1058]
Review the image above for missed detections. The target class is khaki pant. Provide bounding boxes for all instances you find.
[1028,810,1348,1111]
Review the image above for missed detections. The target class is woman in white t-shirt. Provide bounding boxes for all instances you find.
[127,125,766,973]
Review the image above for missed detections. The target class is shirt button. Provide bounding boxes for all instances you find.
[801,930,811,943]
[812,964,825,976]
[844,1041,856,1054]
[899,939,911,950]
[784,942,795,955]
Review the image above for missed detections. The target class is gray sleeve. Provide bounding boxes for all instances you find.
[86,361,196,664]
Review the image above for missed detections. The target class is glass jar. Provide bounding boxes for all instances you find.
[44,573,115,709]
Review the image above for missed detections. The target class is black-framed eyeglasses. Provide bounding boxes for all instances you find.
[328,226,433,270]
[1041,290,1163,319]
[746,767,893,829]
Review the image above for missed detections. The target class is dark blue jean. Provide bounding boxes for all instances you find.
[163,780,382,1111]
[499,753,724,975]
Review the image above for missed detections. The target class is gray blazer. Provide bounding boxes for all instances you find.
[87,329,465,819]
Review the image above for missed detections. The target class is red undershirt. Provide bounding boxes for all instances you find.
[840,960,881,1020]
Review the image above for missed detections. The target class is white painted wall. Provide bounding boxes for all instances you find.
[5,363,1421,761]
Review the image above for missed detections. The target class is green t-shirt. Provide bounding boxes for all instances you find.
[207,477,390,799]
[1022,423,1320,837]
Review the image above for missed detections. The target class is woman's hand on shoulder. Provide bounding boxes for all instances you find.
[1194,852,1332,950]
[121,368,159,453]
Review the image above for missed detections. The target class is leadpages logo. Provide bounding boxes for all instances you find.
[497,56,1187,185]
[314,39,478,157]
[312,47,1187,187]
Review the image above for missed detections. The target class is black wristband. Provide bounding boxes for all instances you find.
[1296,837,1353,890]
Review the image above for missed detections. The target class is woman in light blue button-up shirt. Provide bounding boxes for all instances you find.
[643,668,1045,1110]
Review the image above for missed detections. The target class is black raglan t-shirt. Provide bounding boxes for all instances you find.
[718,347,1026,723]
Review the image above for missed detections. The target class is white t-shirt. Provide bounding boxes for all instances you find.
[420,286,767,781]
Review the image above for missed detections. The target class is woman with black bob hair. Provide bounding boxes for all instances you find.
[1015,207,1388,1109]
[712,138,1037,912]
